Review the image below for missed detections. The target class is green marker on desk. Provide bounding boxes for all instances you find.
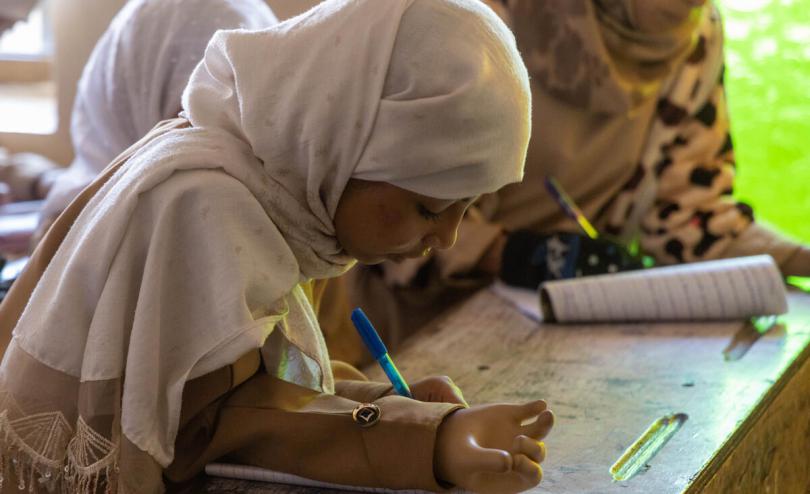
[351,308,412,398]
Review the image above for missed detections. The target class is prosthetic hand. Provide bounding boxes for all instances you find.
[500,230,643,289]
[435,400,554,493]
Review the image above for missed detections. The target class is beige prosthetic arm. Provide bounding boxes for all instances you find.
[436,400,554,493]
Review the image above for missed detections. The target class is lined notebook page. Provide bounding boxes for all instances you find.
[205,463,464,493]
[541,255,787,323]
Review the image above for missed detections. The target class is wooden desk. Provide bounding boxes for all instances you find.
[205,288,810,493]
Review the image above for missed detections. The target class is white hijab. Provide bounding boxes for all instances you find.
[40,0,278,221]
[12,0,530,469]
[184,0,530,206]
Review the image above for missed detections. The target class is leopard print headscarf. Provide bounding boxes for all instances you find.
[506,0,701,114]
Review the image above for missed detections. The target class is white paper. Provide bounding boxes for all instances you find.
[542,255,787,323]
[205,463,459,493]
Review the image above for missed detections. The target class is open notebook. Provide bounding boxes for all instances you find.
[492,255,788,324]
[205,463,467,493]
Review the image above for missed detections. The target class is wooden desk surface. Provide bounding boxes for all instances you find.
[206,288,810,493]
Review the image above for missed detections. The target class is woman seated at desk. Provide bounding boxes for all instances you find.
[0,0,278,226]
[323,0,810,366]
[0,0,278,302]
[0,1,555,492]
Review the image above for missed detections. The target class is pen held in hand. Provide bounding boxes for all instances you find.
[351,307,413,398]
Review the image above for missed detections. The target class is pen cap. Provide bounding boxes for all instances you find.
[351,308,388,360]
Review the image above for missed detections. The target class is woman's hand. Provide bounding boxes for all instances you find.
[407,375,468,406]
[435,400,554,494]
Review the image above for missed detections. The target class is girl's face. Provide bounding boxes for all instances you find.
[334,179,476,265]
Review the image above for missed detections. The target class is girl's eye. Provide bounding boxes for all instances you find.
[417,204,441,222]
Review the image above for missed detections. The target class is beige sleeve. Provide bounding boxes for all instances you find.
[334,378,394,402]
[720,223,806,273]
[169,373,462,491]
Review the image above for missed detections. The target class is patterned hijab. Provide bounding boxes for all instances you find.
[506,0,701,113]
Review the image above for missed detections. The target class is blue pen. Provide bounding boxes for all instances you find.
[350,308,413,398]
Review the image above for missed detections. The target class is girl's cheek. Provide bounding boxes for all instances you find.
[377,201,405,226]
[382,218,424,251]
[372,200,426,250]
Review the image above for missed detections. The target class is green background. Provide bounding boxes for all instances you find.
[718,0,810,243]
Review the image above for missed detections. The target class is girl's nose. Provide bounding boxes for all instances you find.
[425,213,462,251]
